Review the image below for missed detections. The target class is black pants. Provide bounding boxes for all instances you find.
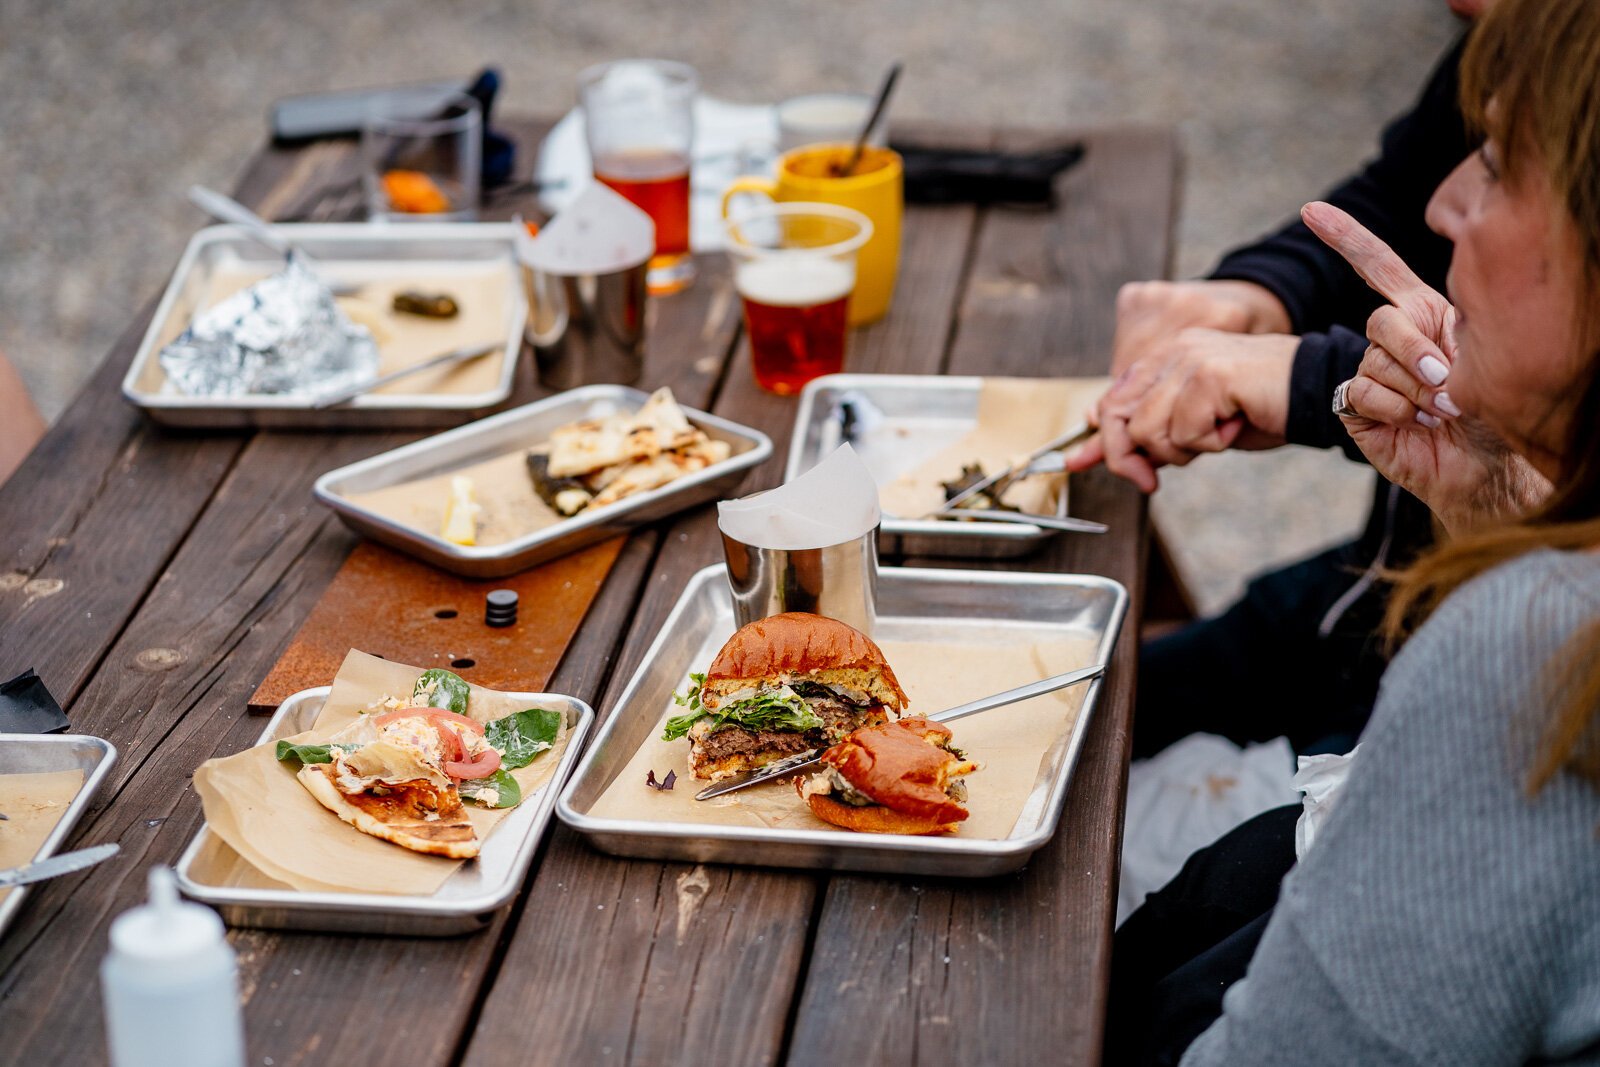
[1133,542,1389,761]
[1104,804,1302,1066]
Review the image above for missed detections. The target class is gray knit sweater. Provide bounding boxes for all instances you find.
[1182,549,1600,1066]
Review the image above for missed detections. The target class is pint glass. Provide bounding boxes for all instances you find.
[724,203,872,395]
[578,59,697,294]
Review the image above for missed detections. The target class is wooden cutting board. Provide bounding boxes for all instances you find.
[248,538,625,711]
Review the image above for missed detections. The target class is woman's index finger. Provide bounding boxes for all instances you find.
[1300,201,1435,310]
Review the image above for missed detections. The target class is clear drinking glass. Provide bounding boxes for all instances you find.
[579,59,698,294]
[724,202,872,395]
[362,90,482,222]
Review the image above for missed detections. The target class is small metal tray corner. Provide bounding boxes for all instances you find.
[174,685,593,936]
[790,373,1078,559]
[314,384,773,578]
[0,733,119,940]
[557,563,1127,878]
[122,222,527,430]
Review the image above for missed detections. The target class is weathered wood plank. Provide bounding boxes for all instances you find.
[785,126,1176,1067]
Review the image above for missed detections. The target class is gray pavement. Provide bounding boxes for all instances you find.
[2,0,1457,611]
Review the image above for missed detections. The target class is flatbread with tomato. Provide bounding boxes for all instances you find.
[275,669,562,860]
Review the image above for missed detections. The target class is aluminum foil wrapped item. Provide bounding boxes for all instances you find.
[159,255,379,397]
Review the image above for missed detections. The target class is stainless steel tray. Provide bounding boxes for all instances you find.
[174,686,592,936]
[314,384,772,578]
[790,373,1077,559]
[0,733,119,940]
[122,223,527,429]
[557,564,1127,878]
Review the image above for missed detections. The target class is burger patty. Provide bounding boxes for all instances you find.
[692,698,888,765]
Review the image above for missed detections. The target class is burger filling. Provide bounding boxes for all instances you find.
[662,674,887,745]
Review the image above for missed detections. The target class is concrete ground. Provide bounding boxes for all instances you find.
[2,0,1460,611]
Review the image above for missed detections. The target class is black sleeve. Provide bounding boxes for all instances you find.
[1208,35,1473,334]
[1286,326,1369,462]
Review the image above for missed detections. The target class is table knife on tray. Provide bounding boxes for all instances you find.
[694,661,1107,800]
[0,842,121,889]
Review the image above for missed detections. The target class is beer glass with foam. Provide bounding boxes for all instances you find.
[578,60,697,294]
[724,203,872,395]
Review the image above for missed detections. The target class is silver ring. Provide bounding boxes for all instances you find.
[1331,377,1359,418]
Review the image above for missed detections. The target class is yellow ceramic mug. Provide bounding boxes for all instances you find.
[722,144,903,325]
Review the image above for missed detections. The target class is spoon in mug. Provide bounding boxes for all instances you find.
[836,61,902,177]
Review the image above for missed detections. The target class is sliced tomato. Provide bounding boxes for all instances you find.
[446,746,502,780]
[373,707,485,734]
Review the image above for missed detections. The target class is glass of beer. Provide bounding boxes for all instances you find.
[725,203,872,395]
[578,59,697,295]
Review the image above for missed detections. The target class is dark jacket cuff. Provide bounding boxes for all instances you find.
[1287,326,1369,463]
[1209,252,1319,335]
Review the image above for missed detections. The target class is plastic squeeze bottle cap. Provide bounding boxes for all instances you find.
[110,867,226,961]
[102,867,245,1067]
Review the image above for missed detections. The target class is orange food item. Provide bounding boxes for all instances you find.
[382,169,452,214]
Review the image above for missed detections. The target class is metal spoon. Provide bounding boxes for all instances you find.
[310,341,501,409]
[838,61,902,177]
[187,184,298,257]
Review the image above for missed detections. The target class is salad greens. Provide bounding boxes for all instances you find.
[661,674,824,741]
[459,769,521,809]
[486,707,563,769]
[412,668,471,715]
[274,741,357,765]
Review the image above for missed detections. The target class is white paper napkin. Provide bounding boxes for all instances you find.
[718,443,880,550]
[513,183,654,277]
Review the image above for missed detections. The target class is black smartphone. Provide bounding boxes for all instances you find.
[269,80,466,143]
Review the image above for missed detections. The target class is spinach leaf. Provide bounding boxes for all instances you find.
[486,707,562,769]
[274,741,356,765]
[413,669,470,714]
[459,769,521,809]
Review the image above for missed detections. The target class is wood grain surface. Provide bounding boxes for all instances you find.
[0,118,1174,1067]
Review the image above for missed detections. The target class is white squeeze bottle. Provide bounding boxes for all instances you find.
[101,866,246,1067]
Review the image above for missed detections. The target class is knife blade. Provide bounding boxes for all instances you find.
[932,420,1093,516]
[310,341,501,409]
[0,842,121,889]
[693,661,1107,800]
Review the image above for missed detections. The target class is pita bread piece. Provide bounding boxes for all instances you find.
[297,764,479,859]
[545,387,700,478]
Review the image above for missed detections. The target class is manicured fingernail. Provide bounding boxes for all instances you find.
[1416,411,1442,428]
[1435,391,1461,418]
[1417,355,1449,386]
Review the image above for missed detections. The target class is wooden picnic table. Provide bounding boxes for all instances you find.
[0,116,1175,1065]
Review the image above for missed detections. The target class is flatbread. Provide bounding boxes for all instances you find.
[546,387,700,477]
[587,436,732,509]
[297,764,479,860]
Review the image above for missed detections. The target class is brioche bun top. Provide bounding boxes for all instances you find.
[701,612,908,711]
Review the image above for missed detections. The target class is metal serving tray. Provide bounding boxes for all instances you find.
[314,384,772,578]
[0,733,119,940]
[122,223,527,429]
[791,373,1077,559]
[175,686,592,936]
[557,564,1127,878]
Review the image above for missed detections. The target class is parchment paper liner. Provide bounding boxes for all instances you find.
[587,636,1101,839]
[877,377,1110,519]
[0,770,85,907]
[193,650,571,896]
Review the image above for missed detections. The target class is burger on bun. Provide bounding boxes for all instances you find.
[799,718,979,835]
[663,612,908,780]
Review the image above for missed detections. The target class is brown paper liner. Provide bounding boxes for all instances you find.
[0,770,85,908]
